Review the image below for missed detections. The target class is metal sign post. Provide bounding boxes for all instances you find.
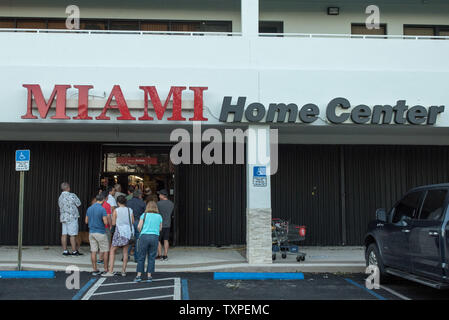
[18,171,24,271]
[15,150,30,271]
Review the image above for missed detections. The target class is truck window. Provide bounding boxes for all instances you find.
[392,191,422,223]
[419,189,448,221]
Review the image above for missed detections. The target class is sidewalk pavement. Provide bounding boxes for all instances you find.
[0,245,366,273]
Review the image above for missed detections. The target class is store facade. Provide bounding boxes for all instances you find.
[1,18,449,263]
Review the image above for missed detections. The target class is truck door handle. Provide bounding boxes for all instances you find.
[401,229,411,233]
[428,231,439,237]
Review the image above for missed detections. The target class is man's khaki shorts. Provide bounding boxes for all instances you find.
[89,233,109,253]
[105,228,112,244]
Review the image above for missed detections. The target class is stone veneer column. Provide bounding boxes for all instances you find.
[246,125,272,264]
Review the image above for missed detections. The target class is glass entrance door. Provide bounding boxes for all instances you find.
[100,145,174,201]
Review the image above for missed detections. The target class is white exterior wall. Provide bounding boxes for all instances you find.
[0,0,449,145]
[0,31,449,145]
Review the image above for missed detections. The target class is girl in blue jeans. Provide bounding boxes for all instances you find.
[134,201,163,282]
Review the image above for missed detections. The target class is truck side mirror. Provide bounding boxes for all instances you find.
[376,208,387,222]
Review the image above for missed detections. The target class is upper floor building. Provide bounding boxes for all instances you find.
[0,0,448,36]
[1,0,449,145]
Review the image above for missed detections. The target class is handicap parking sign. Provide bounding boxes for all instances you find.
[253,166,267,187]
[15,150,30,171]
[253,166,266,177]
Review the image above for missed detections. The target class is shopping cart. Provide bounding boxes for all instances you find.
[272,218,306,262]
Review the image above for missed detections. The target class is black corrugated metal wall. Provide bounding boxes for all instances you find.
[344,145,449,245]
[272,145,449,246]
[3,141,449,247]
[176,163,246,246]
[271,145,342,246]
[0,142,101,245]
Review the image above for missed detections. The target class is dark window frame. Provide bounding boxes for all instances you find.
[404,24,449,37]
[351,23,387,36]
[259,21,284,34]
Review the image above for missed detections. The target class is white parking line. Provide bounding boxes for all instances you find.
[380,285,412,300]
[82,277,182,300]
[174,278,181,300]
[92,285,175,296]
[132,295,174,300]
[81,277,106,300]
[101,277,177,286]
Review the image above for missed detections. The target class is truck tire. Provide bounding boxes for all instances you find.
[366,243,390,284]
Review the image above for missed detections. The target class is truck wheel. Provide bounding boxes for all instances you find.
[366,243,389,284]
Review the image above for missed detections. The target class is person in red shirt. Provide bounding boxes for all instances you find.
[98,191,112,264]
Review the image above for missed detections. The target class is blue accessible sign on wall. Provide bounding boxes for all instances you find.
[253,166,267,187]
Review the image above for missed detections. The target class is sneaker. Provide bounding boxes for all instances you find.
[121,272,126,277]
[145,277,153,283]
[97,260,104,264]
[91,270,101,276]
[155,255,161,260]
[62,250,71,256]
[71,250,83,256]
[101,272,115,277]
[134,276,142,282]
[162,256,168,261]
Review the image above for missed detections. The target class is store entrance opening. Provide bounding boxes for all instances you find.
[100,144,175,242]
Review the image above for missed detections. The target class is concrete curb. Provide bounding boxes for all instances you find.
[0,262,366,273]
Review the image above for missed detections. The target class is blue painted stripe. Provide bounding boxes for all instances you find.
[181,279,190,300]
[344,278,387,300]
[0,271,55,279]
[72,278,97,300]
[214,272,304,280]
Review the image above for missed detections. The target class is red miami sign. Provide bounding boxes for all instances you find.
[21,84,208,121]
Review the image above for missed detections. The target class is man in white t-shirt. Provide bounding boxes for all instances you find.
[107,186,117,211]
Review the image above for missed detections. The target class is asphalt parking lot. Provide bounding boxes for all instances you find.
[1,272,449,300]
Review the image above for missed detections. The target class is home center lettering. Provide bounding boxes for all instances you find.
[219,96,445,125]
[21,85,445,125]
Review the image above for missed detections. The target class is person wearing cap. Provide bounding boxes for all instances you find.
[156,189,174,261]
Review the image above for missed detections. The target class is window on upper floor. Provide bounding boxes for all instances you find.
[404,25,449,37]
[140,21,169,32]
[0,19,14,28]
[16,19,47,29]
[109,20,140,31]
[80,20,107,30]
[351,23,387,36]
[0,17,232,33]
[171,21,202,32]
[259,21,283,34]
[47,20,67,29]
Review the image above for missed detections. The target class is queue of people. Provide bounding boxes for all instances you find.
[58,182,174,282]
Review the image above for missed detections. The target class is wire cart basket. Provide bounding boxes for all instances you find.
[272,218,306,262]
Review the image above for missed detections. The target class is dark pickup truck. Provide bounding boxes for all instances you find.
[365,183,449,289]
